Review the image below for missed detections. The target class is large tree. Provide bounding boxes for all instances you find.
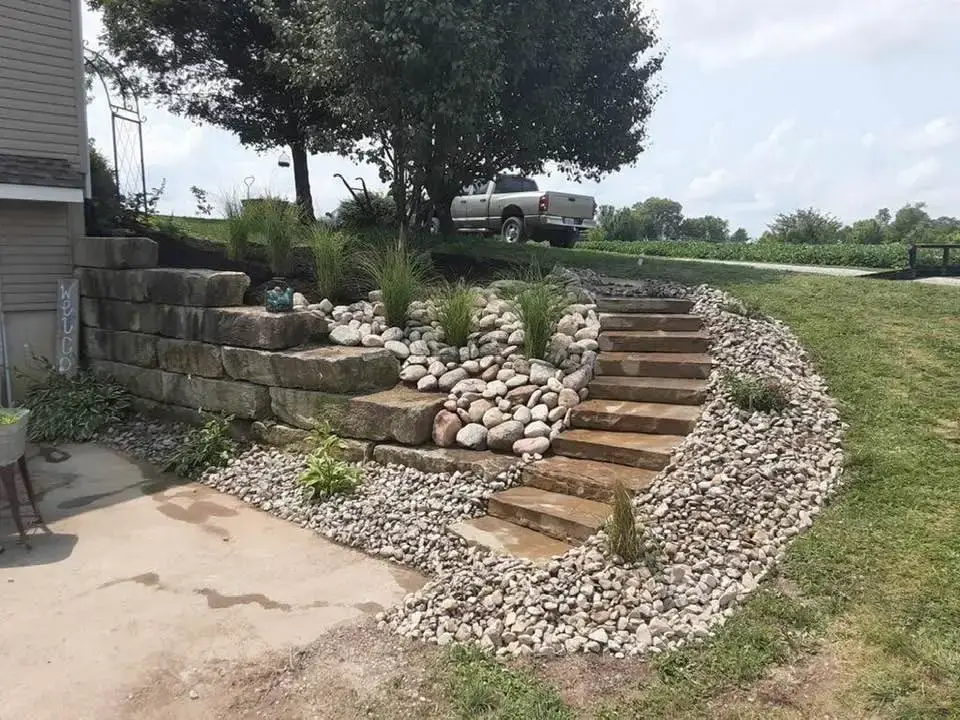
[90,0,348,220]
[632,197,683,240]
[278,0,662,234]
[680,215,729,242]
[762,208,844,245]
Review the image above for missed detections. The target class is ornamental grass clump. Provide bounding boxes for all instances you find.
[310,225,354,302]
[504,267,566,360]
[254,195,303,277]
[222,193,256,261]
[433,280,477,347]
[726,373,790,413]
[606,481,642,563]
[359,240,433,327]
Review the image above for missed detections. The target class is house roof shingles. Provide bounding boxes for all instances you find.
[0,153,85,189]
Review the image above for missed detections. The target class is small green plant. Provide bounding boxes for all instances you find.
[299,424,362,501]
[253,195,303,277]
[606,481,642,563]
[164,415,236,480]
[310,225,353,302]
[222,193,256,261]
[21,364,131,442]
[359,240,433,327]
[726,373,790,412]
[336,192,397,231]
[503,266,566,359]
[432,280,477,347]
[721,298,766,319]
[0,408,25,425]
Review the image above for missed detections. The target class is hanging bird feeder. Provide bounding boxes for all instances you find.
[278,152,291,168]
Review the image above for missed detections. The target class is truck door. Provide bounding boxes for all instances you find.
[466,181,492,228]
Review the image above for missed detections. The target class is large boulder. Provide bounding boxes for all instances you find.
[432,410,462,447]
[75,268,147,302]
[270,386,444,444]
[143,268,250,307]
[156,338,224,378]
[74,236,158,269]
[83,328,156,367]
[486,420,524,452]
[222,345,399,393]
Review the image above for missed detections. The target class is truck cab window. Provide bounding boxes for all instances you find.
[494,177,538,194]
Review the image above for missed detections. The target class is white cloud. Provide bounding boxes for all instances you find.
[897,157,940,189]
[903,117,959,151]
[861,132,878,148]
[687,168,728,199]
[663,0,960,69]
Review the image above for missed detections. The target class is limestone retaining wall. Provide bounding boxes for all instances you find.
[77,237,442,445]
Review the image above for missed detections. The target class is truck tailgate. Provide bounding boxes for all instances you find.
[545,192,594,220]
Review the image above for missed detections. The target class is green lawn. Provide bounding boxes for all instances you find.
[430,253,960,720]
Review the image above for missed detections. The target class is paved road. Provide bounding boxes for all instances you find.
[652,256,960,285]
[0,445,424,720]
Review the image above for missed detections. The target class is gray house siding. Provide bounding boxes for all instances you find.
[0,0,85,171]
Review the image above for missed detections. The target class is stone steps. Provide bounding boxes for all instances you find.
[588,376,708,406]
[571,399,701,435]
[595,297,693,314]
[596,351,713,379]
[598,330,710,354]
[551,428,682,470]
[600,312,702,332]
[448,515,572,563]
[522,456,657,503]
[487,486,610,542]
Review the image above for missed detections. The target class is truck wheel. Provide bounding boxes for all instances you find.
[500,216,526,244]
[549,231,578,249]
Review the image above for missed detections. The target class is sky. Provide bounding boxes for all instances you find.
[82,0,960,235]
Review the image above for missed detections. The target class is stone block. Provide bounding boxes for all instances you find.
[75,268,147,301]
[83,328,157,367]
[143,268,250,307]
[372,445,516,480]
[249,421,373,461]
[89,360,270,418]
[130,397,255,441]
[161,372,271,419]
[203,307,327,350]
[156,338,224,378]
[89,360,165,401]
[270,385,444,445]
[222,345,399,393]
[81,298,159,334]
[75,236,158,269]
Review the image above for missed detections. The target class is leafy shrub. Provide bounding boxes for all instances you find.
[164,415,236,480]
[336,192,396,231]
[726,374,789,413]
[606,482,642,563]
[578,239,911,269]
[253,195,303,276]
[21,365,131,442]
[0,408,25,425]
[222,193,256,261]
[433,280,477,347]
[310,225,354,302]
[721,298,765,319]
[503,268,566,359]
[299,425,362,501]
[359,240,433,326]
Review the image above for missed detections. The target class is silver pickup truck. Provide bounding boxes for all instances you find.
[449,176,597,247]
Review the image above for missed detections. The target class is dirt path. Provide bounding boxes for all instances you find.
[0,445,424,720]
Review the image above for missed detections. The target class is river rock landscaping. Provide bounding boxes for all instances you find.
[99,267,844,660]
[312,279,599,456]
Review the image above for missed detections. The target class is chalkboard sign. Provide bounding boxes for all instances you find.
[56,278,79,376]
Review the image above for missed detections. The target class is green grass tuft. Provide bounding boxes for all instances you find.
[359,240,433,327]
[725,373,790,412]
[433,280,478,348]
[310,225,354,302]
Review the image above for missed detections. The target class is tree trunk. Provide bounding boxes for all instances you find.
[290,142,315,222]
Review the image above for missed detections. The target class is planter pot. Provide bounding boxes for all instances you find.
[0,408,29,466]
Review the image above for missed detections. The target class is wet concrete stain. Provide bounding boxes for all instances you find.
[195,588,292,612]
[34,447,71,464]
[390,565,425,595]
[353,601,385,615]
[57,480,144,510]
[154,499,237,525]
[98,572,165,591]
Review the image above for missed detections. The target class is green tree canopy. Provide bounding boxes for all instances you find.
[680,215,730,242]
[763,208,844,245]
[730,227,750,243]
[90,0,350,220]
[632,197,683,240]
[276,0,663,232]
